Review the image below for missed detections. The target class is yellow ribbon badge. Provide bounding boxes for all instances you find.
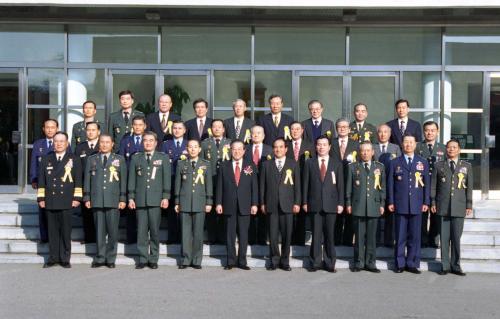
[62,167,73,183]
[352,133,359,141]
[304,151,310,159]
[374,172,382,190]
[109,166,119,182]
[284,126,292,140]
[415,172,424,188]
[364,131,371,142]
[267,154,272,160]
[284,169,294,185]
[194,168,205,185]
[207,128,213,137]
[457,173,467,189]
[180,154,187,161]
[326,130,332,138]
[166,121,173,134]
[222,145,230,161]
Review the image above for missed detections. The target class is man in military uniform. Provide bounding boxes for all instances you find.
[175,140,213,269]
[71,100,101,151]
[184,98,213,141]
[30,118,58,243]
[256,95,294,146]
[83,134,127,268]
[302,100,335,144]
[146,94,182,145]
[416,121,446,248]
[128,132,171,269]
[200,119,231,244]
[223,99,254,143]
[346,142,386,273]
[107,90,144,152]
[74,121,100,244]
[388,134,430,274]
[431,139,473,276]
[161,121,187,244]
[349,103,377,144]
[37,132,82,268]
[118,115,146,166]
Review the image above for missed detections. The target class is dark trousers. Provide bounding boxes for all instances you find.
[440,216,464,272]
[38,207,48,242]
[383,210,395,247]
[181,211,206,266]
[81,205,96,243]
[291,210,306,245]
[353,216,378,269]
[421,211,440,247]
[310,211,336,270]
[93,208,120,263]
[225,213,250,267]
[249,211,267,245]
[335,212,353,246]
[268,210,293,267]
[136,207,162,264]
[395,214,422,269]
[46,209,72,263]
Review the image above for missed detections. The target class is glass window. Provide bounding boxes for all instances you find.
[446,28,500,65]
[162,27,251,64]
[27,108,64,144]
[0,24,64,62]
[445,72,483,108]
[254,71,292,108]
[255,27,345,65]
[112,74,156,113]
[164,75,207,121]
[214,71,251,110]
[403,72,440,109]
[448,112,483,149]
[67,69,105,107]
[409,110,441,139]
[350,27,441,65]
[298,76,343,122]
[351,76,396,127]
[69,25,158,63]
[27,69,64,105]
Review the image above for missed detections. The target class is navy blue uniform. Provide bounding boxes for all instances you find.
[118,134,144,166]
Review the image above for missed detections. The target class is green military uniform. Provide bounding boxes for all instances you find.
[349,121,377,144]
[417,141,446,247]
[175,158,213,267]
[200,137,231,244]
[71,119,102,151]
[83,153,127,265]
[128,151,171,265]
[107,109,144,152]
[431,159,473,273]
[345,161,386,270]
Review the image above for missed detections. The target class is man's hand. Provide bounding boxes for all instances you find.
[466,208,473,217]
[175,205,180,213]
[205,205,212,213]
[250,206,258,215]
[431,206,437,214]
[292,205,300,214]
[31,182,38,190]
[85,201,91,209]
[72,201,80,208]
[421,205,429,213]
[346,206,352,214]
[261,205,266,215]
[216,205,223,215]
[118,202,126,210]
[302,204,308,213]
[388,204,395,212]
[39,201,45,209]
[128,199,136,210]
[160,199,169,209]
[379,207,384,215]
[337,205,344,214]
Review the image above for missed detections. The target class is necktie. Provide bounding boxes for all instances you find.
[124,112,129,125]
[277,160,283,172]
[381,144,386,154]
[364,162,370,174]
[340,139,346,160]
[57,156,62,162]
[400,120,406,135]
[294,141,300,161]
[135,136,140,146]
[235,120,241,139]
[146,154,151,164]
[176,141,180,149]
[320,159,326,182]
[408,157,412,167]
[358,123,362,132]
[191,160,196,169]
[273,116,279,128]
[450,160,456,173]
[215,139,220,149]
[198,119,204,138]
[253,145,260,166]
[428,143,433,154]
[48,140,53,149]
[234,161,241,186]
[314,120,319,128]
[161,114,167,131]
[103,155,108,166]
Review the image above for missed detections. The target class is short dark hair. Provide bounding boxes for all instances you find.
[85,121,101,130]
[43,118,59,127]
[354,103,367,111]
[230,139,245,148]
[423,121,439,130]
[192,98,208,109]
[143,131,158,141]
[446,138,461,148]
[99,133,112,141]
[187,139,201,147]
[132,115,146,124]
[290,121,303,129]
[272,137,287,147]
[359,141,373,149]
[308,100,323,108]
[54,131,68,140]
[118,90,134,99]
[268,94,283,104]
[82,100,97,109]
[315,135,331,145]
[211,119,224,127]
[172,120,186,129]
[395,99,410,108]
[402,134,416,143]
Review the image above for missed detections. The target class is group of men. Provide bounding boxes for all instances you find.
[31,91,473,276]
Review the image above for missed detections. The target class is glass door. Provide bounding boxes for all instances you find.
[487,72,500,194]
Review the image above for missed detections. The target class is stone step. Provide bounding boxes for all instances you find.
[463,219,500,232]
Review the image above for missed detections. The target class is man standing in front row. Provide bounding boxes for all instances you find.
[216,140,258,270]
[431,139,473,276]
[83,134,127,269]
[37,132,82,268]
[128,132,171,270]
[388,134,430,274]
[346,142,385,273]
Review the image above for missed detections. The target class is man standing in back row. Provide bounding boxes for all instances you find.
[257,95,294,146]
[108,90,144,152]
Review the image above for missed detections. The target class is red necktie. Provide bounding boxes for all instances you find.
[320,159,327,182]
[294,141,300,161]
[253,145,260,166]
[235,161,241,186]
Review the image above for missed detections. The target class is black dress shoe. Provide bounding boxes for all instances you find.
[351,267,361,272]
[438,270,448,275]
[60,262,71,268]
[394,268,404,273]
[91,262,105,268]
[178,265,188,269]
[308,267,318,272]
[407,267,421,274]
[107,263,116,269]
[280,265,292,271]
[135,263,146,269]
[238,265,250,270]
[80,240,86,245]
[224,265,233,270]
[266,265,277,271]
[43,262,57,268]
[149,263,158,269]
[326,268,337,273]
[451,270,466,276]
[365,267,381,273]
[192,265,202,270]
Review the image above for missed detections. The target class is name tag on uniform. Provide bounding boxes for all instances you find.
[80,154,86,158]
[331,171,336,185]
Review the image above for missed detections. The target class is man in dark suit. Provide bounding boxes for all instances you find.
[302,100,335,144]
[161,121,187,244]
[387,134,430,274]
[30,118,58,243]
[245,125,273,245]
[286,121,315,246]
[224,99,254,143]
[74,121,100,244]
[386,99,422,147]
[256,94,294,145]
[107,90,144,152]
[431,139,473,276]
[146,94,182,146]
[37,132,82,268]
[260,138,301,271]
[118,115,146,166]
[184,98,213,141]
[216,140,259,270]
[349,103,378,144]
[302,135,343,273]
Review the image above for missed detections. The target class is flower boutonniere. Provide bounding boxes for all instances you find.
[243,165,253,176]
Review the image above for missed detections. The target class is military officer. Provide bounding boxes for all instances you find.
[107,90,144,152]
[71,100,101,151]
[256,95,294,146]
[416,121,446,248]
[83,134,127,268]
[184,98,213,141]
[346,142,386,273]
[387,134,430,274]
[201,119,231,244]
[431,139,473,276]
[128,132,171,269]
[30,118,58,243]
[175,140,213,269]
[118,115,146,166]
[223,99,254,143]
[37,132,82,268]
[74,121,100,244]
[349,103,377,144]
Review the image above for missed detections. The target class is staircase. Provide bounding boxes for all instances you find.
[0,194,499,272]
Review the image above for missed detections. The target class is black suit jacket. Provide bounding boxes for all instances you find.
[184,117,213,141]
[302,118,335,144]
[244,143,273,174]
[386,118,422,147]
[330,138,359,165]
[259,158,301,213]
[146,111,181,144]
[302,157,344,213]
[286,139,316,170]
[216,160,259,215]
[223,117,255,142]
[74,142,99,179]
[256,113,294,145]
